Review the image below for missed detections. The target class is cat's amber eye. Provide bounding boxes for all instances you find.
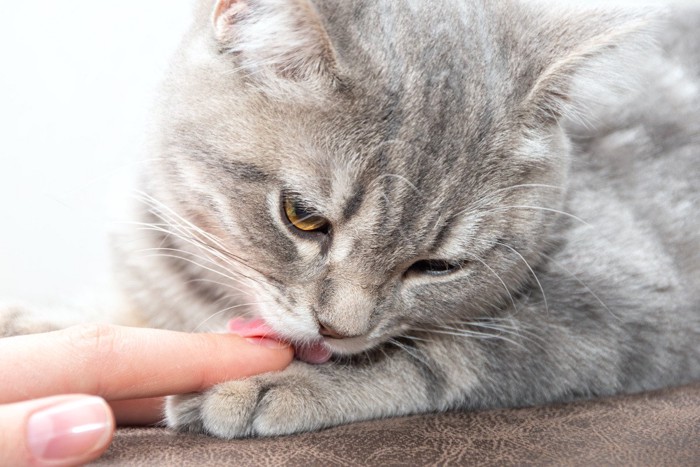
[283,196,330,234]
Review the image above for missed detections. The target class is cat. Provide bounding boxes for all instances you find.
[4,0,700,439]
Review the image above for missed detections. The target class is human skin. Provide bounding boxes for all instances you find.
[0,324,294,466]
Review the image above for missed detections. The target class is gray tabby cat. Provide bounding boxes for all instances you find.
[6,0,700,438]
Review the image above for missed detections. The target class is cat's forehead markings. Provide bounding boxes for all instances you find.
[341,186,365,222]
[327,179,363,264]
[328,163,364,219]
[433,213,482,259]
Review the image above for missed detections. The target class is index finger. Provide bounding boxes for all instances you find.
[0,324,294,404]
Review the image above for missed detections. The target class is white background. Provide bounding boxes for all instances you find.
[0,1,192,307]
[0,1,697,309]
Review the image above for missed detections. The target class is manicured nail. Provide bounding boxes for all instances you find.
[245,336,290,349]
[27,396,113,463]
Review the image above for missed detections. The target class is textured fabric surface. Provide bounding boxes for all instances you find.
[93,383,700,466]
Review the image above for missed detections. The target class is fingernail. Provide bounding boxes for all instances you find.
[27,396,113,462]
[245,336,290,349]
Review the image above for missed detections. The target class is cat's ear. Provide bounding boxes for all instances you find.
[520,9,657,126]
[211,0,339,86]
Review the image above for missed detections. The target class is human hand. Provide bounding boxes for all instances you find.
[0,324,293,466]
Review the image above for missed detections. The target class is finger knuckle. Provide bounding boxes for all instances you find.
[64,323,119,360]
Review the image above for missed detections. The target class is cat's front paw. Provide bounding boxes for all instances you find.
[166,362,339,438]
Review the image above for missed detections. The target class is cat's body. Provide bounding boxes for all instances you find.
[5,0,700,438]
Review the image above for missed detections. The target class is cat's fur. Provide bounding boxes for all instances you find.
[5,0,700,438]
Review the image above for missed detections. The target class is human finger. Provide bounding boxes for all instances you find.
[0,324,293,404]
[0,395,114,467]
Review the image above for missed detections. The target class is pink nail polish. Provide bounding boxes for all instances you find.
[27,396,113,462]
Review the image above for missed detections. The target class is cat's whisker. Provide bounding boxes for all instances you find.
[540,252,620,321]
[183,277,256,298]
[465,184,565,214]
[208,294,245,312]
[372,173,424,200]
[133,198,247,276]
[131,218,272,288]
[494,241,549,315]
[138,251,257,293]
[134,191,229,251]
[398,334,431,343]
[136,242,228,274]
[416,326,526,350]
[133,193,277,286]
[386,338,432,368]
[378,346,391,363]
[127,205,220,253]
[463,254,519,314]
[190,301,274,333]
[139,246,262,296]
[484,184,564,199]
[378,192,412,245]
[442,321,548,352]
[483,205,592,228]
[133,228,260,288]
[187,298,242,333]
[133,224,236,272]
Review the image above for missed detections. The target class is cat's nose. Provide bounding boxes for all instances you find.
[318,322,349,339]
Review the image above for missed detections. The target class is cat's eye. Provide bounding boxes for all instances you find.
[283,195,330,234]
[405,260,462,278]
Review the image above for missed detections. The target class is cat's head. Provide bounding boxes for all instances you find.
[145,0,653,355]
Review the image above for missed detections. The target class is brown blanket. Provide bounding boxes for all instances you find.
[94,383,700,466]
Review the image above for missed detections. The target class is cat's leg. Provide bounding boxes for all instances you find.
[166,339,472,438]
[0,303,62,337]
[0,297,140,338]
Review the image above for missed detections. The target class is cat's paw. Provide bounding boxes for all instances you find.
[166,362,339,438]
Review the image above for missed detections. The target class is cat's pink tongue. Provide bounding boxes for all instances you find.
[227,318,332,365]
[293,342,334,365]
